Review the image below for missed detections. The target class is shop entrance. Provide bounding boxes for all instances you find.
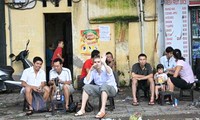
[44,13,73,80]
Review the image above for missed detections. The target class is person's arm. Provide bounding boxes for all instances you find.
[173,66,182,77]
[21,81,39,92]
[160,57,167,72]
[132,72,145,79]
[101,55,112,74]
[86,68,90,73]
[102,61,112,74]
[57,54,64,62]
[131,63,145,79]
[84,65,94,84]
[139,73,153,80]
[39,81,46,88]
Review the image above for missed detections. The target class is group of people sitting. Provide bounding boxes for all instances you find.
[131,47,195,106]
[20,46,196,119]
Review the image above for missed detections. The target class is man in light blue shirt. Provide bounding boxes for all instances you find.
[160,46,176,75]
[75,55,117,119]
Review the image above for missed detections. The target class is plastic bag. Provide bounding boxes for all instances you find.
[32,91,47,112]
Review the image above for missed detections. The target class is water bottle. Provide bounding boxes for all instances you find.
[61,95,64,102]
[174,98,178,107]
[56,89,61,101]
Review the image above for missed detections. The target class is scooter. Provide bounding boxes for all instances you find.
[0,40,32,92]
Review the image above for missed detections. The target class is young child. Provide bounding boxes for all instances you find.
[154,64,168,100]
[52,40,64,64]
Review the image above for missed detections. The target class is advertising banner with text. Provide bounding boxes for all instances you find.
[164,0,189,61]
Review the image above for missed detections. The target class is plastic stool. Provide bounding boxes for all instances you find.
[179,88,194,101]
[99,96,115,111]
[159,91,174,105]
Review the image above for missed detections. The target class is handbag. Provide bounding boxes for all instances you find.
[68,102,78,113]
[85,101,93,112]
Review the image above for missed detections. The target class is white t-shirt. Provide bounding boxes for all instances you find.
[160,56,176,71]
[50,67,72,82]
[154,73,168,84]
[20,67,46,87]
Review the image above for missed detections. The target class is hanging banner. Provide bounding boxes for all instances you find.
[80,29,100,56]
[164,0,189,61]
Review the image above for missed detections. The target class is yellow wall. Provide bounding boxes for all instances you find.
[4,0,158,87]
[5,1,71,75]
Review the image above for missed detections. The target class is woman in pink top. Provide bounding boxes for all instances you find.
[167,49,195,91]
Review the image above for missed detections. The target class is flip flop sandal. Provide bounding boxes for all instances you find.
[132,102,139,106]
[75,110,85,116]
[26,109,33,116]
[148,101,155,105]
[95,112,106,119]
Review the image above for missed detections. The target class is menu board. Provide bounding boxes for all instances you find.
[164,0,189,62]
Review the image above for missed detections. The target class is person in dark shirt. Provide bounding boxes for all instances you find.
[131,53,154,105]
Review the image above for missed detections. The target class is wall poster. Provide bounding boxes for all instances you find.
[80,29,100,56]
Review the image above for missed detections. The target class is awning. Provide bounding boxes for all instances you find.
[189,1,200,6]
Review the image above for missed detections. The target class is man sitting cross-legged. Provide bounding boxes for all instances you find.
[75,55,117,119]
[21,56,50,115]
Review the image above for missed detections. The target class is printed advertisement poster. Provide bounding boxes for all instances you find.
[99,25,110,41]
[80,29,100,55]
[164,0,189,61]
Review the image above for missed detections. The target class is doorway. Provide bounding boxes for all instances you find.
[44,13,73,81]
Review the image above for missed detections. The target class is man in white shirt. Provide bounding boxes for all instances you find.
[21,57,50,115]
[49,58,74,111]
[75,55,117,119]
[160,46,176,75]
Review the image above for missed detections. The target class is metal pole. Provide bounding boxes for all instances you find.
[139,0,145,53]
[8,7,13,66]
[0,0,7,66]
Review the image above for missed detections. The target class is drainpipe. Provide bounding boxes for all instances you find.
[8,8,13,66]
[139,0,145,53]
[0,1,7,66]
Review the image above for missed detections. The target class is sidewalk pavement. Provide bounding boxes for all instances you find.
[0,87,200,120]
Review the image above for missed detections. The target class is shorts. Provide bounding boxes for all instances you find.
[83,84,117,97]
[170,77,193,89]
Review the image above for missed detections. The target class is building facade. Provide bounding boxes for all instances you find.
[3,0,198,87]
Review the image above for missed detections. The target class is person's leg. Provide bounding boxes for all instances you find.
[167,78,175,92]
[75,84,100,116]
[131,78,138,103]
[155,86,159,100]
[43,86,50,102]
[97,84,116,118]
[100,91,107,113]
[25,86,33,109]
[63,84,70,110]
[169,77,192,89]
[162,85,166,91]
[24,86,34,115]
[148,77,155,102]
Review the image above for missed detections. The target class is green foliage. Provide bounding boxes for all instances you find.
[90,15,138,23]
[107,0,137,8]
[119,80,126,87]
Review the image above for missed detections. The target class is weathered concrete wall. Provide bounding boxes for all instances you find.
[5,1,72,76]
[4,0,158,87]
[73,0,158,86]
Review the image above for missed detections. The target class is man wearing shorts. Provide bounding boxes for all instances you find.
[50,58,74,111]
[21,56,50,115]
[75,55,117,119]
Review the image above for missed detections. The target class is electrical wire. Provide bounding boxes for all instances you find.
[6,0,37,10]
